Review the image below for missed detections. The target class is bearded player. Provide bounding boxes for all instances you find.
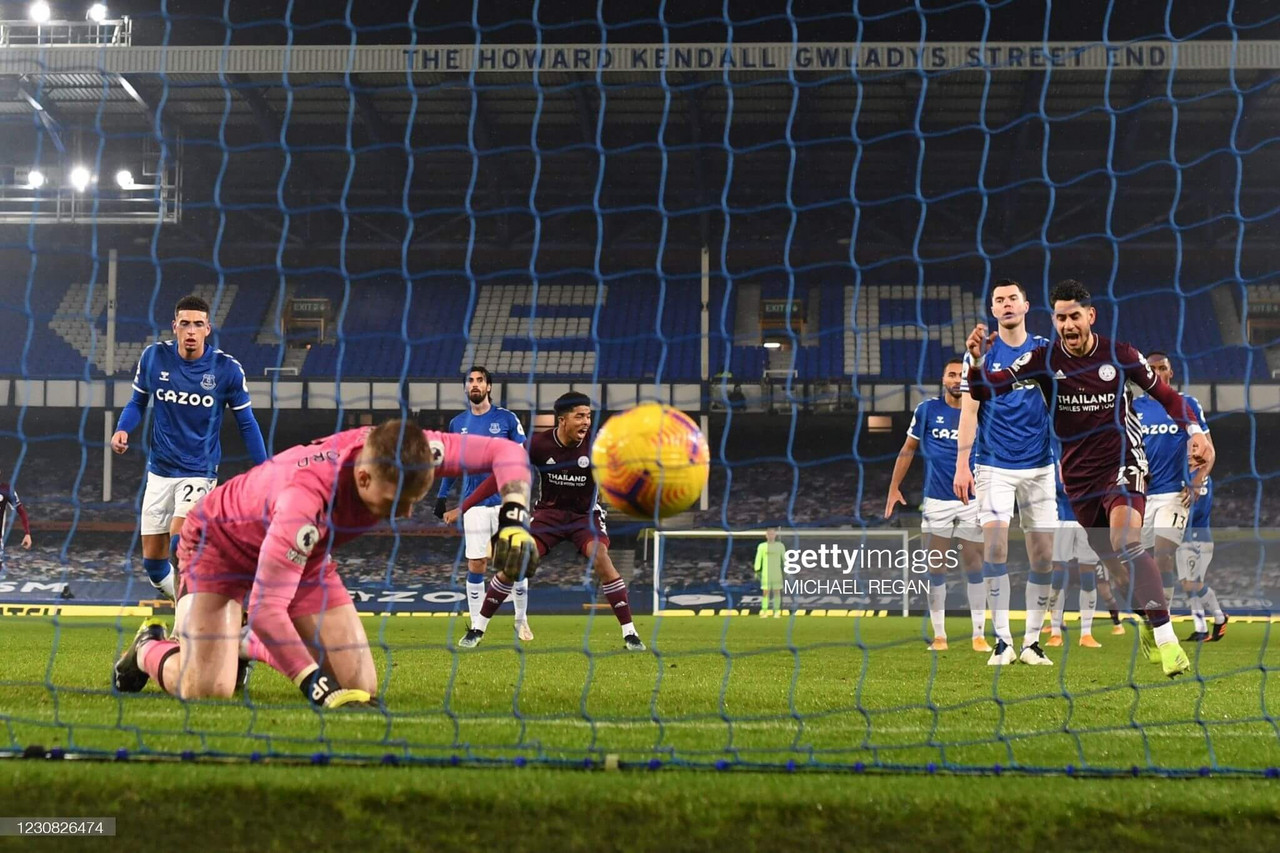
[112,419,535,706]
[966,280,1213,677]
[457,392,645,652]
[435,366,530,639]
[885,359,988,651]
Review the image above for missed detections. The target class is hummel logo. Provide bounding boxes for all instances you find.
[159,371,170,382]
[936,416,944,423]
[1053,370,1066,379]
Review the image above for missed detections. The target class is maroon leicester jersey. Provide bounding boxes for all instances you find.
[528,427,599,515]
[968,334,1198,499]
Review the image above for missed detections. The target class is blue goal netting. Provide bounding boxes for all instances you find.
[0,2,1277,775]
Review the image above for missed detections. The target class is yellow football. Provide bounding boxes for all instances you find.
[591,403,710,518]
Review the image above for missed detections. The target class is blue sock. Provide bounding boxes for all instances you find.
[1080,570,1096,593]
[169,533,181,557]
[982,561,1007,578]
[466,571,486,586]
[966,571,984,586]
[1050,567,1067,591]
[143,557,171,585]
[1161,569,1176,590]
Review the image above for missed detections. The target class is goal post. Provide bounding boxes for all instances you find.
[651,527,914,616]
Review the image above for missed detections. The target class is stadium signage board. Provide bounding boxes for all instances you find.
[0,41,1270,77]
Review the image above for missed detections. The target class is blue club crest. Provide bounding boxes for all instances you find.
[201,373,217,391]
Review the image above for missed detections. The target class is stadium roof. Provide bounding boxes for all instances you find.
[2,9,1279,272]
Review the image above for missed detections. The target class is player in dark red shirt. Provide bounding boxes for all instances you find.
[0,480,32,562]
[458,392,645,651]
[966,280,1213,677]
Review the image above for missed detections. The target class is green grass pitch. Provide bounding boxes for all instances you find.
[2,614,1278,851]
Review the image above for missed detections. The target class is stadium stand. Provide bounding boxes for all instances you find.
[4,276,1263,382]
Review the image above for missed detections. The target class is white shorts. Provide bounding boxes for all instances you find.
[1176,539,1215,583]
[1140,492,1191,550]
[921,497,983,544]
[463,504,501,561]
[141,473,216,536]
[1052,521,1099,565]
[973,463,1058,531]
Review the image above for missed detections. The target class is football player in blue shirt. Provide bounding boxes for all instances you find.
[955,279,1057,666]
[1136,351,1223,642]
[1045,462,1106,647]
[111,295,268,600]
[436,366,529,638]
[885,359,987,652]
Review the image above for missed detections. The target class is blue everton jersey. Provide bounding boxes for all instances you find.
[442,405,525,507]
[131,341,253,478]
[1187,476,1213,542]
[1133,393,1208,495]
[962,334,1052,469]
[907,397,970,502]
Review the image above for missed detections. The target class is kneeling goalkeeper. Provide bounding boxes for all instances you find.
[113,419,536,708]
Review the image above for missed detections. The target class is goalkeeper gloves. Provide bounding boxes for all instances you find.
[490,496,539,580]
[434,498,448,521]
[295,665,371,709]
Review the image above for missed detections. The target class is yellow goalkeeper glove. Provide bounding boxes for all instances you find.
[295,665,371,709]
[490,496,539,581]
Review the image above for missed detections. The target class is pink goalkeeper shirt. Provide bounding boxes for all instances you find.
[181,426,528,679]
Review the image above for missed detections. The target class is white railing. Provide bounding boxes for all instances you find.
[0,18,131,47]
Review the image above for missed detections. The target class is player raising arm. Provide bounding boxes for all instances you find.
[456,392,645,652]
[884,359,988,652]
[111,295,268,601]
[966,279,1213,677]
[112,419,535,706]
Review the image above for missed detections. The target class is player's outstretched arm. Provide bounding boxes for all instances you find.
[885,436,918,519]
[1136,356,1213,469]
[966,336,1043,401]
[247,492,368,708]
[953,395,979,504]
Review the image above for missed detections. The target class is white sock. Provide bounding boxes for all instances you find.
[1202,587,1225,623]
[513,578,529,622]
[966,577,986,638]
[989,575,1013,645]
[1051,587,1067,633]
[1079,588,1097,636]
[1163,585,1176,608]
[1023,577,1052,647]
[621,622,638,638]
[928,576,947,639]
[1153,620,1177,647]
[466,577,486,628]
[472,612,491,632]
[151,569,176,601]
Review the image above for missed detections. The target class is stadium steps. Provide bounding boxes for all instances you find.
[463,284,603,377]
[1217,285,1245,345]
[49,282,239,375]
[255,283,293,345]
[845,285,980,379]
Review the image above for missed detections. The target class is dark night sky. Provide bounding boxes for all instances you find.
[96,0,1280,48]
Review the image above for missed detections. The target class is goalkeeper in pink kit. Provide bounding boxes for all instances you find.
[113,419,536,708]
